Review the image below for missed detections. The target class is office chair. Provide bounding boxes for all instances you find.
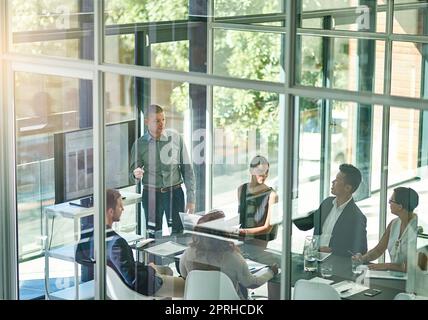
[106,266,166,300]
[184,270,241,300]
[394,293,415,300]
[394,292,428,300]
[293,279,340,300]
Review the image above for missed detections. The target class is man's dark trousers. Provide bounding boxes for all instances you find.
[142,187,185,237]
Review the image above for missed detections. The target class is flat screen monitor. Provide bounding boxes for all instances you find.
[54,120,136,204]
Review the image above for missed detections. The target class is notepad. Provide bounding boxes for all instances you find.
[309,276,334,285]
[332,280,368,298]
[135,238,155,248]
[246,259,268,274]
[143,241,187,257]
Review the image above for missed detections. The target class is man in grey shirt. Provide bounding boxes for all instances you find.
[130,104,195,236]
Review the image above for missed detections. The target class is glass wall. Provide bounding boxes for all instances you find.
[9,0,94,60]
[14,72,94,299]
[1,0,428,301]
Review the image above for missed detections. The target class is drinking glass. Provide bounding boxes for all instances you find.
[303,236,317,272]
[351,257,362,276]
[320,263,333,278]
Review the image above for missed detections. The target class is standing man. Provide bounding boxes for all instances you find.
[294,163,367,257]
[130,104,195,237]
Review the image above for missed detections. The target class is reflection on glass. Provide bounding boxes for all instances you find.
[214,0,283,19]
[10,0,94,59]
[212,87,279,211]
[391,42,425,99]
[388,107,420,186]
[297,36,385,94]
[105,74,191,235]
[15,72,91,299]
[104,0,188,24]
[297,97,321,216]
[299,0,384,32]
[103,0,193,71]
[394,2,428,36]
[214,29,283,82]
[294,98,383,273]
[385,106,428,298]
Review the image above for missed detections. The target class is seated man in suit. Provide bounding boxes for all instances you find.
[294,164,368,258]
[76,189,184,297]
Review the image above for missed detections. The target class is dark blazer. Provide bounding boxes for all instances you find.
[76,229,163,296]
[293,197,367,256]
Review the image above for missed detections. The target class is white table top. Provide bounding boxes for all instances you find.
[44,190,141,219]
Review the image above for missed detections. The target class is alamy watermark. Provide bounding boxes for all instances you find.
[356,5,371,31]
[152,128,273,166]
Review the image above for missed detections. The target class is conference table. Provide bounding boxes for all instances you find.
[136,232,404,300]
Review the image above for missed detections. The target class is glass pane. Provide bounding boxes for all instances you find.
[293,97,381,289]
[391,41,427,99]
[299,0,385,33]
[214,0,283,18]
[394,1,428,36]
[15,72,93,300]
[382,106,426,296]
[104,74,193,299]
[297,97,322,215]
[212,86,282,299]
[388,107,420,186]
[212,86,280,214]
[213,0,285,27]
[213,29,284,82]
[104,0,194,72]
[9,0,94,60]
[105,0,188,24]
[297,36,385,94]
[104,0,287,83]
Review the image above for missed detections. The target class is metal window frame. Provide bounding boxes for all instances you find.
[377,0,395,264]
[0,0,7,300]
[93,0,106,301]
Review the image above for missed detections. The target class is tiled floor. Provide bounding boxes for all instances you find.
[19,277,76,300]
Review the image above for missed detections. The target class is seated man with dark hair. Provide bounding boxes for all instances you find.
[294,164,368,257]
[76,189,184,297]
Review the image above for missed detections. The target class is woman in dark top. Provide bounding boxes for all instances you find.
[238,155,278,247]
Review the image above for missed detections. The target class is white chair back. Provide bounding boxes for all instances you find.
[106,265,159,300]
[394,293,416,300]
[184,270,241,300]
[293,279,341,300]
[394,292,428,300]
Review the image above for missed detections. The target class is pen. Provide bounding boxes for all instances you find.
[251,266,269,273]
[348,250,356,256]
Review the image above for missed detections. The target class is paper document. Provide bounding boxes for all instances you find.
[179,212,240,238]
[120,232,145,244]
[253,267,274,278]
[199,218,240,234]
[246,259,268,274]
[316,252,332,262]
[366,270,407,280]
[179,212,201,230]
[143,241,187,257]
[332,280,368,298]
[309,276,334,285]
